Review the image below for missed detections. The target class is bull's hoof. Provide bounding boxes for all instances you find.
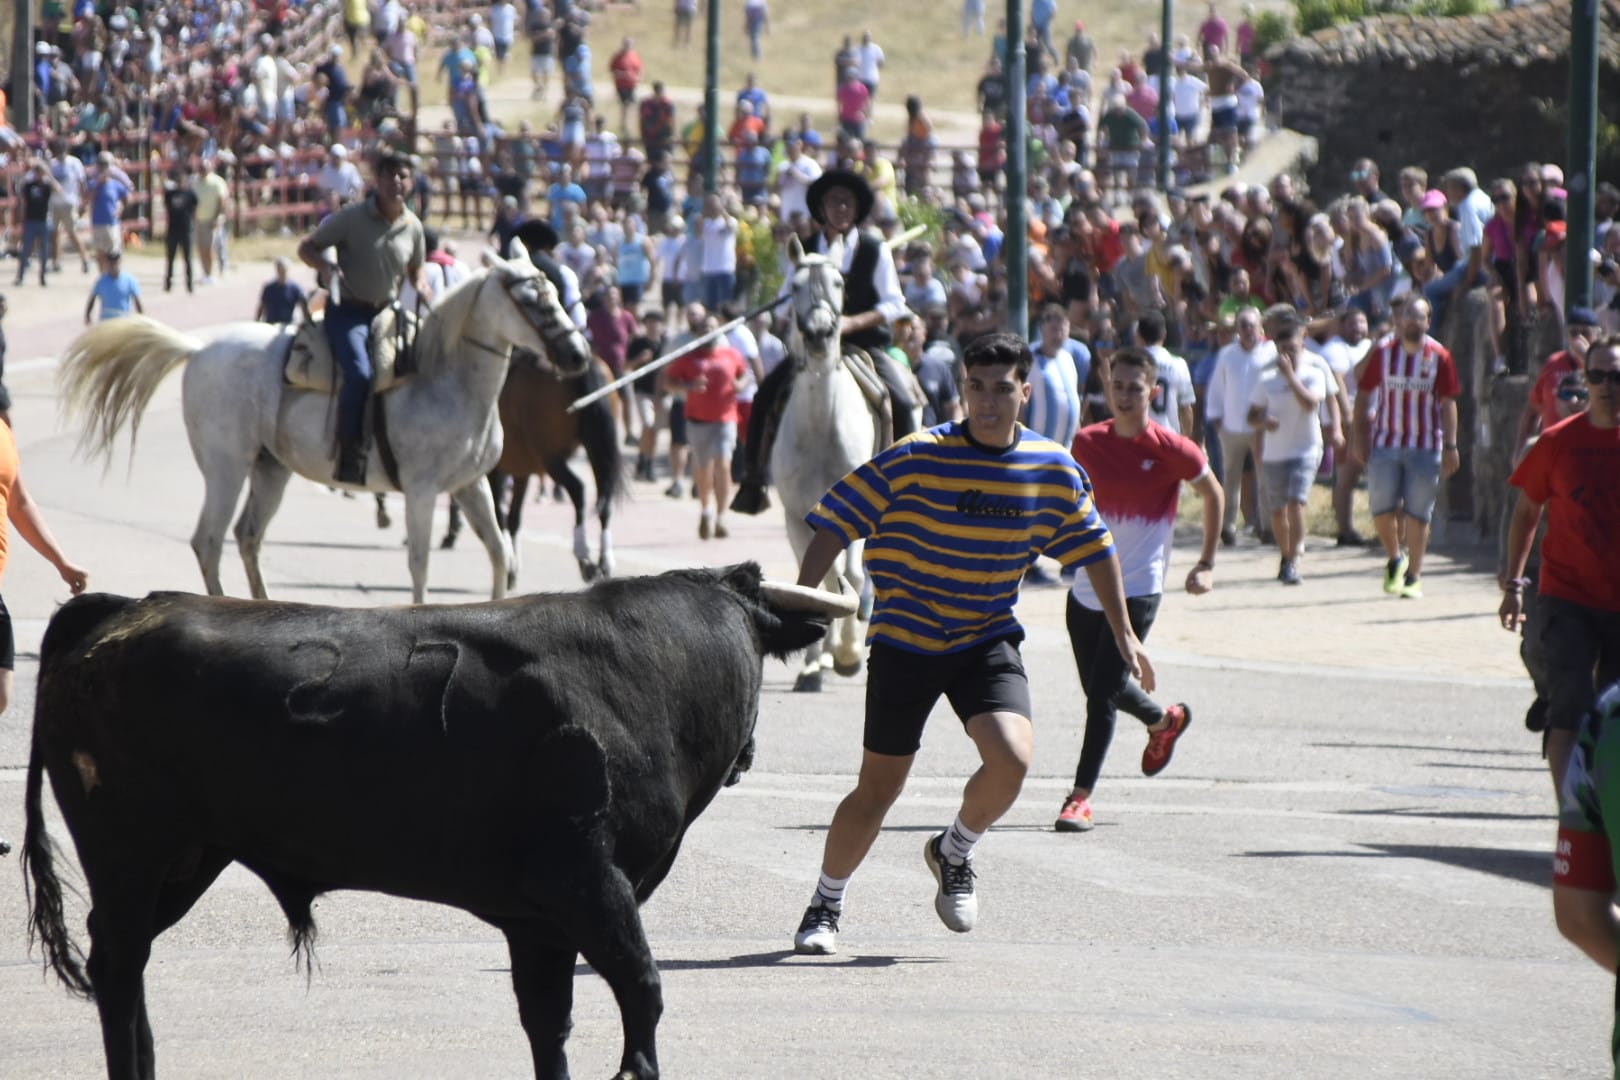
[793,670,823,693]
[832,654,862,678]
[375,504,392,530]
[439,530,459,551]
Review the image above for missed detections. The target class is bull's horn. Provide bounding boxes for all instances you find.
[759,581,860,619]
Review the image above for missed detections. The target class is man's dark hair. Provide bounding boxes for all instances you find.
[1110,346,1160,382]
[1135,310,1167,346]
[424,225,441,253]
[963,331,1033,381]
[375,151,412,178]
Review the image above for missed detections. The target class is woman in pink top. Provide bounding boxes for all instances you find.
[836,67,870,140]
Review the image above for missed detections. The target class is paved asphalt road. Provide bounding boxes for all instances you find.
[0,269,1604,1078]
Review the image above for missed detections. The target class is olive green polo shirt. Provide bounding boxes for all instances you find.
[308,196,425,308]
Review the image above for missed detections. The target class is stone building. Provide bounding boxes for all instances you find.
[1266,0,1620,194]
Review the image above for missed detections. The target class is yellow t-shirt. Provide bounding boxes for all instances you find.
[343,0,370,27]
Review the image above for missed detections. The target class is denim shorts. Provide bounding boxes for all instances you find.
[686,419,736,465]
[1261,452,1320,506]
[1366,445,1443,523]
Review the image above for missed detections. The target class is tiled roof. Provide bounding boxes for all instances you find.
[1268,0,1620,69]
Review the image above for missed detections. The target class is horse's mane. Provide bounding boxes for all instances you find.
[416,269,489,372]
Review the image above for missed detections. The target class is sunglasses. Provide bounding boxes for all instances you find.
[1585,369,1620,387]
[1557,387,1590,402]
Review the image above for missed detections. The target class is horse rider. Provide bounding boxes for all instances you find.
[512,219,588,329]
[297,152,428,485]
[731,168,916,515]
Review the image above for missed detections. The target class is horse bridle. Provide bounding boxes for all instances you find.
[462,272,582,367]
[792,259,843,369]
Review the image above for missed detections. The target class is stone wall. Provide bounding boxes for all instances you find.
[1269,60,1612,195]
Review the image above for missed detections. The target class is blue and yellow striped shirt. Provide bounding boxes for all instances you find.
[806,421,1116,655]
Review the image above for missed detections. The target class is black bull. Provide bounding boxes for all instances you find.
[23,563,832,1080]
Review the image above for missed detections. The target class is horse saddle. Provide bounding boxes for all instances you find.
[284,306,419,394]
[840,346,896,448]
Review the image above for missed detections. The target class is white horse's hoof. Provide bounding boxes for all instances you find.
[833,654,862,678]
[506,567,518,591]
[578,559,599,582]
[793,670,823,693]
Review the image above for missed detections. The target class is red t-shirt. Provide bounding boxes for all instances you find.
[586,308,638,376]
[1070,420,1206,604]
[1528,350,1580,433]
[1090,220,1124,274]
[610,49,642,92]
[977,122,1004,170]
[1509,413,1620,612]
[668,346,747,423]
[1356,336,1461,451]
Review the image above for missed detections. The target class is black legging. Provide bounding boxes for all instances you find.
[164,229,193,290]
[1066,592,1164,792]
[741,348,918,477]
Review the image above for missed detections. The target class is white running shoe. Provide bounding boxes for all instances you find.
[793,903,841,954]
[924,833,977,933]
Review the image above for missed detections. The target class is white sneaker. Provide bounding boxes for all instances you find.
[793,903,840,954]
[924,833,977,933]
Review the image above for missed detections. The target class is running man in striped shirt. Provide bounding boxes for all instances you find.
[1350,297,1461,599]
[790,331,1151,955]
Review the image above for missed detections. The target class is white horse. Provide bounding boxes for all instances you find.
[59,249,592,604]
[771,237,884,692]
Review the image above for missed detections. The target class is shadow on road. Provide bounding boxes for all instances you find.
[1238,843,1551,888]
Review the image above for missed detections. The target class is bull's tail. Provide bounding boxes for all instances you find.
[23,732,93,998]
[25,593,142,999]
[58,315,202,464]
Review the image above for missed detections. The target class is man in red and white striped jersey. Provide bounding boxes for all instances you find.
[1351,297,1461,599]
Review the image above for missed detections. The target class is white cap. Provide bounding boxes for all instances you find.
[35,41,50,55]
[330,143,347,157]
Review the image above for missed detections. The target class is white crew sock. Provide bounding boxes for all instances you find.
[812,870,849,910]
[939,815,983,863]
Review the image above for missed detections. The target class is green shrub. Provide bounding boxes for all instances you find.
[1252,11,1293,54]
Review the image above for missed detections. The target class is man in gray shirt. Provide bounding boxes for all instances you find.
[297,152,427,484]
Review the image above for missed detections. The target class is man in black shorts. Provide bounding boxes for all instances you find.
[790,332,1151,954]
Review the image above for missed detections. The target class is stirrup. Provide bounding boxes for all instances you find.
[730,480,771,516]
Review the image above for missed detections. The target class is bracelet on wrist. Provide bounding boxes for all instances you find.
[1501,576,1530,592]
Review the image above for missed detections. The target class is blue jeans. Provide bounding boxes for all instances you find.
[323,101,347,133]
[701,272,735,311]
[324,303,375,444]
[16,221,48,280]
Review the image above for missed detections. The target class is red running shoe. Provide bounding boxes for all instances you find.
[1142,704,1192,777]
[1054,796,1094,832]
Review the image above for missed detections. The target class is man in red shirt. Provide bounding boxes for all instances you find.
[1057,347,1223,832]
[666,311,749,539]
[1501,335,1620,795]
[609,37,642,134]
[638,81,675,159]
[1351,296,1461,599]
[1514,306,1599,457]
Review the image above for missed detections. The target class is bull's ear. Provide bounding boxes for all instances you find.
[509,237,530,266]
[760,581,859,619]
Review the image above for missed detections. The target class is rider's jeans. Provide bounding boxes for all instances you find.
[324,302,378,444]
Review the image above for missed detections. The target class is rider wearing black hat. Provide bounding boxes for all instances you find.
[732,168,916,514]
[512,218,587,328]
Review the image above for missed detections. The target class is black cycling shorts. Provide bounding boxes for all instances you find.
[863,635,1030,756]
[0,593,14,670]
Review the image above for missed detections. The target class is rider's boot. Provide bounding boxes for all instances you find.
[730,363,790,516]
[335,438,368,485]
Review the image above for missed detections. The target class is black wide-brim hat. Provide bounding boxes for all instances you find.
[513,219,560,252]
[807,168,875,226]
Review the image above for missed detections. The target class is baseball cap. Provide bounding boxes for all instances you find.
[1420,189,1446,210]
[1568,305,1600,327]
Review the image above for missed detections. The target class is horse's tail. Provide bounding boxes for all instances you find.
[575,359,627,510]
[58,315,203,463]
